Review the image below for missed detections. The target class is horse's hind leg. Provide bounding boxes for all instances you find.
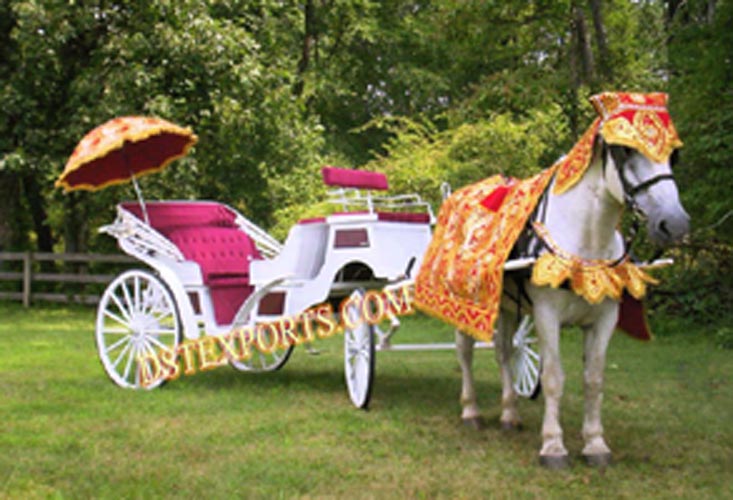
[581,303,616,466]
[455,329,482,428]
[494,313,521,430]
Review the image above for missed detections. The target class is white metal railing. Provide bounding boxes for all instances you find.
[326,187,435,223]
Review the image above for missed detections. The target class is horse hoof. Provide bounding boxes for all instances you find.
[584,452,612,467]
[539,454,570,469]
[462,417,485,430]
[501,421,523,432]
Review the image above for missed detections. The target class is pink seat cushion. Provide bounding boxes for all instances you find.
[321,167,389,191]
[167,226,261,326]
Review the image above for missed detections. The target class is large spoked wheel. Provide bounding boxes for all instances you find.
[95,269,181,389]
[510,315,542,399]
[343,289,376,409]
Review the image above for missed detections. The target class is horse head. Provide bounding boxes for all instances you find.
[603,143,690,246]
[583,92,690,247]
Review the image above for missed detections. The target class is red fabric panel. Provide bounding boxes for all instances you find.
[321,166,389,191]
[209,285,254,326]
[616,292,652,341]
[376,212,431,224]
[480,185,511,212]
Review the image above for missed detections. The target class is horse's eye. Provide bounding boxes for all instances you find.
[670,149,680,168]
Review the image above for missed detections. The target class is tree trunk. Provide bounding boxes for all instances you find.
[588,0,612,82]
[572,1,595,85]
[294,0,317,97]
[0,173,18,250]
[22,174,54,253]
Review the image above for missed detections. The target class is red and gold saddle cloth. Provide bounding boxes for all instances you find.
[414,169,556,341]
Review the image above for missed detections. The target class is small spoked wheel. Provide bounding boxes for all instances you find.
[228,282,294,373]
[510,315,542,399]
[95,269,181,389]
[343,289,376,409]
[228,327,293,373]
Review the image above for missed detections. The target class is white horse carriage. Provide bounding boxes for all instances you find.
[65,91,687,468]
[93,164,543,409]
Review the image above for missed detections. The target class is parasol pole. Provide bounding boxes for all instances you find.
[121,143,149,225]
[130,173,150,225]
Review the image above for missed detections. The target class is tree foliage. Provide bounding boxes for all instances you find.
[0,0,731,323]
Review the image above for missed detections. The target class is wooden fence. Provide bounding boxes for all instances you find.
[0,252,135,307]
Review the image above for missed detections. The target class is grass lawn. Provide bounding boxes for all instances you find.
[0,301,731,499]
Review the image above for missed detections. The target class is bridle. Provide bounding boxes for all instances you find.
[608,145,678,214]
[605,145,679,265]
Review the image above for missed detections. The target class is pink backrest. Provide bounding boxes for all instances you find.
[321,166,389,191]
[120,201,237,233]
[120,200,260,282]
[167,226,260,284]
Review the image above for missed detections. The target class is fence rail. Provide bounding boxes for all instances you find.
[0,252,135,307]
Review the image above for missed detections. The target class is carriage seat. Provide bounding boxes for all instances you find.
[322,166,389,191]
[120,201,260,325]
[303,167,431,225]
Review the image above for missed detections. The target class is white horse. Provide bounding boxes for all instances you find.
[455,137,690,468]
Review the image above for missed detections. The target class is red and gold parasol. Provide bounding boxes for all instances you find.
[56,116,197,192]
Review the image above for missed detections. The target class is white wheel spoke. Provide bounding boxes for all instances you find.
[106,335,132,353]
[103,310,130,329]
[146,335,170,351]
[525,346,541,362]
[122,343,137,382]
[121,279,134,316]
[103,327,130,335]
[112,340,133,368]
[134,275,141,314]
[141,327,177,336]
[110,291,132,322]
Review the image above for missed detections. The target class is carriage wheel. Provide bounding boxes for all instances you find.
[228,279,294,373]
[510,315,542,399]
[95,269,181,389]
[343,290,376,409]
[228,329,294,373]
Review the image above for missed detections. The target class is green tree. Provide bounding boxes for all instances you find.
[0,0,325,253]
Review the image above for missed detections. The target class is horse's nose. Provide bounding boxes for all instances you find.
[658,211,690,243]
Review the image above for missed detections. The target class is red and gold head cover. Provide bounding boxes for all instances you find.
[554,92,683,194]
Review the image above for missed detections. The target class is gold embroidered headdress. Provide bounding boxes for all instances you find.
[553,92,683,194]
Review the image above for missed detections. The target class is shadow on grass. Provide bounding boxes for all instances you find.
[167,355,511,419]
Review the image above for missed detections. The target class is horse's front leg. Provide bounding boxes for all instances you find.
[533,297,568,468]
[494,313,521,430]
[581,301,617,466]
[455,329,482,428]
